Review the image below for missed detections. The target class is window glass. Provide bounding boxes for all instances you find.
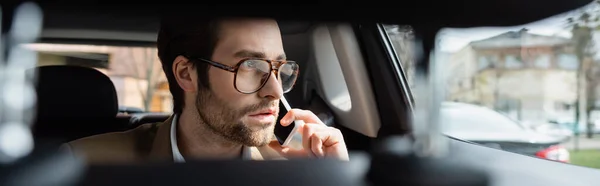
[505,55,524,69]
[534,54,551,68]
[442,104,524,133]
[558,53,579,70]
[384,1,600,169]
[384,24,416,90]
[478,56,491,70]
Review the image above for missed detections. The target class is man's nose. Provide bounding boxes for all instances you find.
[257,72,283,99]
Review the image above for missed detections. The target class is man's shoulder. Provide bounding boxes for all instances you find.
[64,122,163,163]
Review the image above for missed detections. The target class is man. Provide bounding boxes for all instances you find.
[61,16,349,164]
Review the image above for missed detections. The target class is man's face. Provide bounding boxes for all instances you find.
[195,19,285,147]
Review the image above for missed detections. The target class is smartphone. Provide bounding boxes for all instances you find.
[274,96,302,147]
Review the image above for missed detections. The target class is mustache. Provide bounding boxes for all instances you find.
[239,99,279,115]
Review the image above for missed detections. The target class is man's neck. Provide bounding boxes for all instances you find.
[176,109,243,160]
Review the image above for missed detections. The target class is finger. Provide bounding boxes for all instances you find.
[268,141,309,158]
[302,124,317,157]
[304,124,344,147]
[295,123,329,140]
[281,109,324,126]
[310,133,325,158]
[320,127,344,148]
[309,128,348,160]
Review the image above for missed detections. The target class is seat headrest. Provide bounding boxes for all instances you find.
[30,65,118,119]
[128,113,170,128]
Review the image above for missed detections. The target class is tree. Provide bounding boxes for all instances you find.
[385,24,416,90]
[123,47,164,112]
[567,0,600,138]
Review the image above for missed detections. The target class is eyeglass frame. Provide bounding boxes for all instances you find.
[181,54,300,94]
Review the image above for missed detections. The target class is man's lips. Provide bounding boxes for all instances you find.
[247,108,277,125]
[249,108,277,116]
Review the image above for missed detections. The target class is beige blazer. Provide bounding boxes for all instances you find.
[62,115,284,164]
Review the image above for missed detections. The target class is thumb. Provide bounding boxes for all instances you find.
[268,141,309,158]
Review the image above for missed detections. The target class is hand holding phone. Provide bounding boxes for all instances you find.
[274,96,302,147]
[270,96,349,160]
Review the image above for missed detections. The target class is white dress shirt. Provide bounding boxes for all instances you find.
[170,114,252,162]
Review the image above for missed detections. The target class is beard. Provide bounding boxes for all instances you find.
[194,88,278,147]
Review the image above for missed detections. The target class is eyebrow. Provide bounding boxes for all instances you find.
[233,50,286,60]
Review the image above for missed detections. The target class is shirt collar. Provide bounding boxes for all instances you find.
[170,114,252,162]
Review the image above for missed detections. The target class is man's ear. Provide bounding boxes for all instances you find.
[172,55,198,92]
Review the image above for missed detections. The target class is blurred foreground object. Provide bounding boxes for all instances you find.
[0,0,42,164]
[0,2,84,186]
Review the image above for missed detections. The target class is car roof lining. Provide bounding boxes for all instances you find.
[39,7,313,45]
[12,1,584,31]
[38,22,312,46]
[16,0,588,46]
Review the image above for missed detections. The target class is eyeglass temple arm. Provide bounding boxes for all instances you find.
[197,58,236,72]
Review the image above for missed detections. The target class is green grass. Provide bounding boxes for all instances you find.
[569,149,600,169]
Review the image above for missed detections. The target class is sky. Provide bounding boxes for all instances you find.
[437,8,580,53]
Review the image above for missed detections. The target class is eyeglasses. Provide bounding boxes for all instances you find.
[184,55,299,94]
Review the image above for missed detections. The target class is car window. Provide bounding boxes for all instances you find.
[25,43,172,114]
[441,105,524,133]
[383,1,600,169]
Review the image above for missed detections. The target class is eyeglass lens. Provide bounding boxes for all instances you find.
[235,59,298,93]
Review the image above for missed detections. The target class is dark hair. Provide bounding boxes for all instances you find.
[157,16,223,114]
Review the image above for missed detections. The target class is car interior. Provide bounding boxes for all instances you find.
[29,16,383,151]
[1,1,600,186]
